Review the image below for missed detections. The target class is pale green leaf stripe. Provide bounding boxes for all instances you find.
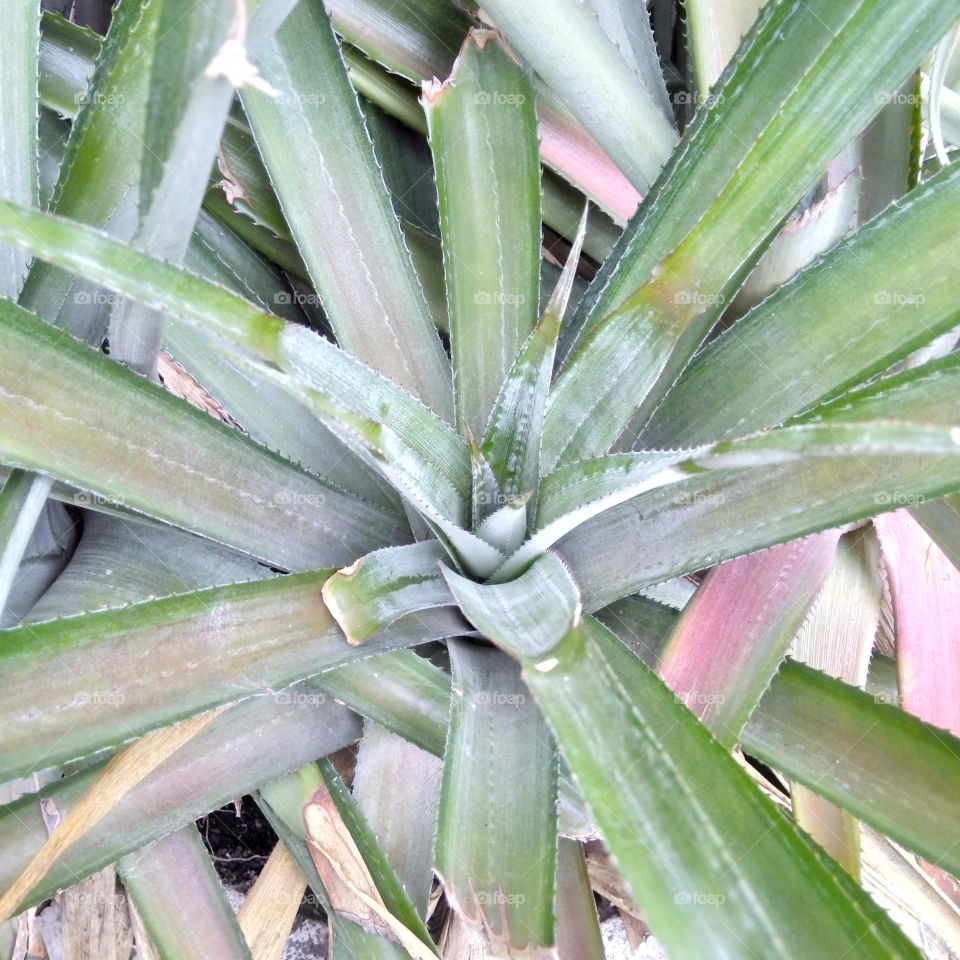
[450,557,917,959]
[501,420,960,582]
[481,208,587,505]
[319,759,439,955]
[0,197,471,520]
[481,0,676,192]
[322,541,452,645]
[643,160,960,447]
[437,641,557,955]
[0,299,405,571]
[0,0,40,299]
[743,659,960,881]
[0,692,361,914]
[118,826,252,960]
[0,570,455,782]
[562,422,960,611]
[242,0,453,420]
[548,0,960,467]
[425,31,540,439]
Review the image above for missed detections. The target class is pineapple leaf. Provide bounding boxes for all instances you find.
[481,0,677,193]
[0,299,404,570]
[545,0,960,469]
[436,641,558,958]
[118,826,253,960]
[424,30,541,440]
[643,161,960,447]
[241,0,453,419]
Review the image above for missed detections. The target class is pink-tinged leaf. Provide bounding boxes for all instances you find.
[658,531,841,747]
[537,100,641,224]
[874,510,960,735]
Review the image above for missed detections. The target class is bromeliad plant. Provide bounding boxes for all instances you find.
[1,0,960,957]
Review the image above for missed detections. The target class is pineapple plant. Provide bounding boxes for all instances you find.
[1,0,960,956]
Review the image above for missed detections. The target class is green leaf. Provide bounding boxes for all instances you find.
[480,0,676,193]
[521,615,920,960]
[658,532,841,748]
[436,640,557,956]
[442,552,581,661]
[0,299,404,570]
[322,541,453,645]
[481,208,587,505]
[547,0,960,468]
[564,421,960,611]
[0,194,477,525]
[743,659,960,881]
[109,0,240,375]
[118,826,253,960]
[0,691,361,913]
[583,0,672,119]
[0,570,454,782]
[38,12,100,120]
[643,161,960,447]
[327,0,642,223]
[241,0,453,420]
[554,839,603,960]
[311,651,450,758]
[424,31,541,439]
[0,0,40,299]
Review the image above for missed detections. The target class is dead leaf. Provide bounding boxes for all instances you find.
[303,786,437,960]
